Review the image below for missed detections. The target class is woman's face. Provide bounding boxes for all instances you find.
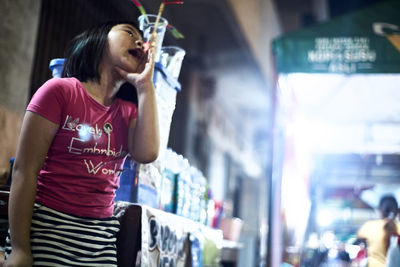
[105,24,146,74]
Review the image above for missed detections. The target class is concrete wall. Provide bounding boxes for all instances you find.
[228,0,282,83]
[0,0,41,182]
[224,2,283,266]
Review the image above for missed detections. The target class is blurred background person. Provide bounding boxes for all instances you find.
[337,242,351,267]
[385,208,400,267]
[357,195,400,267]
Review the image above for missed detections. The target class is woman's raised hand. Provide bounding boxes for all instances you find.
[115,48,155,94]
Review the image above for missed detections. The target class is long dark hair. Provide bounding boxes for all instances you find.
[62,21,139,103]
[379,195,398,218]
[62,20,138,82]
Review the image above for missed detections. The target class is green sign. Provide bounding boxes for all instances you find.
[272,1,400,74]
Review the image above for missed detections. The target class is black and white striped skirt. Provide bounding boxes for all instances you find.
[6,203,120,266]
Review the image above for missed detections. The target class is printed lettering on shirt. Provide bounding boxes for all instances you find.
[64,115,128,176]
[62,115,102,139]
[62,115,79,130]
[84,159,105,174]
[68,137,85,155]
[84,160,123,176]
[69,138,126,158]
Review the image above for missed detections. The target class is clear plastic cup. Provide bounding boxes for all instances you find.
[159,46,186,79]
[138,14,168,62]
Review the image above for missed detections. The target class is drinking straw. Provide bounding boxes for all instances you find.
[167,24,184,39]
[130,0,147,16]
[150,0,184,46]
[149,2,165,47]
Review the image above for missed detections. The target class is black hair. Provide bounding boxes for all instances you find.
[62,20,139,82]
[378,194,398,218]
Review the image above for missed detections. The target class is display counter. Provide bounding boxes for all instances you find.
[114,201,224,267]
[0,187,239,266]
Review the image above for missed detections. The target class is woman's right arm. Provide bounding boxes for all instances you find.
[5,111,58,267]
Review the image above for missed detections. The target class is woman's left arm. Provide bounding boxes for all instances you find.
[128,84,159,163]
[116,50,160,163]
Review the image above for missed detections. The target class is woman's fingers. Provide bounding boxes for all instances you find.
[115,66,129,79]
[115,48,155,90]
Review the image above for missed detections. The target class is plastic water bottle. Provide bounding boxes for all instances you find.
[49,58,65,78]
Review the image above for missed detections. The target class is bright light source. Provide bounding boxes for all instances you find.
[278,73,400,153]
[321,231,335,249]
[318,210,333,227]
[77,124,91,142]
[346,244,361,259]
[306,232,319,249]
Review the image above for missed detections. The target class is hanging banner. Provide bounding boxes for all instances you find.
[141,206,193,267]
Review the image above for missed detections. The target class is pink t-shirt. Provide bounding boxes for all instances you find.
[27,77,137,218]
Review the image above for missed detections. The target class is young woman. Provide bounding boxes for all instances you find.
[358,195,400,267]
[4,21,159,266]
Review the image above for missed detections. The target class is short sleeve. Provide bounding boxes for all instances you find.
[27,78,66,124]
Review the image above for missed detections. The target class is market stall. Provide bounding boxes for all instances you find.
[30,9,234,266]
[271,1,400,265]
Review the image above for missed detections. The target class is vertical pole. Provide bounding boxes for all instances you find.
[266,62,282,267]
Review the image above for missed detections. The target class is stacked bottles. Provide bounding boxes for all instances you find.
[159,149,182,212]
[158,149,210,223]
[189,167,207,223]
[176,158,191,218]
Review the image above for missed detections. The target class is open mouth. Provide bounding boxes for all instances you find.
[128,49,144,60]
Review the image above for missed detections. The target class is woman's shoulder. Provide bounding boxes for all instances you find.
[46,78,89,101]
[39,77,80,94]
[358,219,382,234]
[43,77,79,88]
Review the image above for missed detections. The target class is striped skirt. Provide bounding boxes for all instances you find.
[6,203,120,266]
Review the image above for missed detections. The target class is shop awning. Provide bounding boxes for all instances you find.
[272,0,400,74]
